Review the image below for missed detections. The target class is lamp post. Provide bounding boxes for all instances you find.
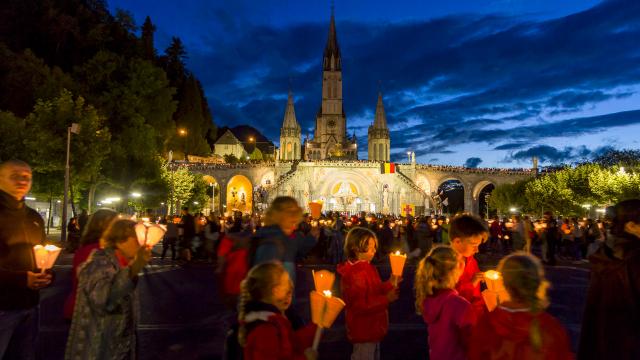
[210,182,217,215]
[179,128,188,161]
[245,137,275,161]
[61,123,80,243]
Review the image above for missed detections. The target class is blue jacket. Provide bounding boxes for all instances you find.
[252,225,316,284]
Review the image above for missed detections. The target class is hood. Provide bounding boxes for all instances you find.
[422,289,458,324]
[243,301,279,324]
[588,237,640,274]
[488,307,537,342]
[336,260,368,277]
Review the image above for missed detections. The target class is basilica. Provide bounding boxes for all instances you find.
[278,11,390,162]
[192,12,532,216]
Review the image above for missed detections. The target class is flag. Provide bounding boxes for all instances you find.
[401,203,415,217]
[380,162,396,174]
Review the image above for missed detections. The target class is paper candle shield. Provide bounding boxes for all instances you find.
[309,201,323,219]
[33,244,61,271]
[135,223,147,246]
[484,270,511,303]
[312,270,335,293]
[309,291,346,328]
[145,224,166,247]
[135,223,167,247]
[389,251,407,277]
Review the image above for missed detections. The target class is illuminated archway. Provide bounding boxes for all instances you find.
[202,175,219,214]
[226,175,253,214]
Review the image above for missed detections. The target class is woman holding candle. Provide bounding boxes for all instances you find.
[65,219,151,360]
[337,227,399,360]
[415,245,476,360]
[238,262,317,360]
[468,253,573,360]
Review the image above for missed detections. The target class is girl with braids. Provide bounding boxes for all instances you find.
[238,262,317,360]
[415,246,476,360]
[469,253,573,360]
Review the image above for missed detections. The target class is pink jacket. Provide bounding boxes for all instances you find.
[422,289,477,360]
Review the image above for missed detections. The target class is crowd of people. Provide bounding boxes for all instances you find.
[1,159,639,360]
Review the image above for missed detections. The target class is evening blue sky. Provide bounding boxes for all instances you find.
[109,0,640,167]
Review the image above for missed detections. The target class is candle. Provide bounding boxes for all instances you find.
[483,270,511,306]
[312,270,335,293]
[309,201,323,219]
[389,251,407,286]
[33,244,61,273]
[309,289,346,350]
[135,223,166,247]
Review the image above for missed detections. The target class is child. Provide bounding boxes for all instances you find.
[65,219,152,359]
[469,253,574,360]
[449,214,488,313]
[238,262,317,360]
[337,227,399,360]
[415,246,477,360]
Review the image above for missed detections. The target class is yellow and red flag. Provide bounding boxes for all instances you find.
[380,162,396,174]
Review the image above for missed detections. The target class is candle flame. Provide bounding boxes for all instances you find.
[394,250,401,255]
[323,290,332,298]
[485,270,501,280]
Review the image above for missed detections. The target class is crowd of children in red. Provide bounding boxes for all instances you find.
[219,195,576,360]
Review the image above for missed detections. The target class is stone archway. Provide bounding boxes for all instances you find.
[226,175,253,214]
[473,181,496,219]
[316,170,377,214]
[202,175,219,215]
[437,178,465,215]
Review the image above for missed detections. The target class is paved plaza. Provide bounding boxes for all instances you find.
[40,248,589,360]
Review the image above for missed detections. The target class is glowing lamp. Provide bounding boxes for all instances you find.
[483,270,511,310]
[309,290,346,350]
[389,251,407,286]
[309,201,323,219]
[135,223,167,247]
[312,270,335,293]
[33,244,61,273]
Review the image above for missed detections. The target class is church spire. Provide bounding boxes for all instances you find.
[282,91,300,129]
[323,6,341,71]
[373,92,388,129]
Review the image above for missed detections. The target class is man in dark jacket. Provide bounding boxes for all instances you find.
[0,160,52,359]
[179,206,196,261]
[578,200,640,360]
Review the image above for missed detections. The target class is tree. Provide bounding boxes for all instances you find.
[171,75,213,156]
[0,111,26,161]
[141,16,156,61]
[224,154,239,164]
[593,149,640,169]
[22,89,111,214]
[488,180,529,215]
[163,37,188,88]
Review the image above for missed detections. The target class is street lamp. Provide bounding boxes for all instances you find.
[406,151,411,163]
[61,123,81,242]
[178,128,188,161]
[210,183,217,214]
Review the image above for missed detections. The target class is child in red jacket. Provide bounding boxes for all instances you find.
[468,253,574,360]
[337,227,399,360]
[449,214,489,313]
[239,262,317,360]
[415,245,477,360]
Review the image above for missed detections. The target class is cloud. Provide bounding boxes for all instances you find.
[507,144,617,164]
[464,157,483,168]
[171,0,639,164]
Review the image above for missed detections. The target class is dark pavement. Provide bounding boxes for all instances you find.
[40,249,589,360]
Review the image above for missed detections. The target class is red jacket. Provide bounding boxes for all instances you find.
[455,255,485,314]
[337,260,394,343]
[216,235,249,296]
[468,307,574,360]
[244,303,316,360]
